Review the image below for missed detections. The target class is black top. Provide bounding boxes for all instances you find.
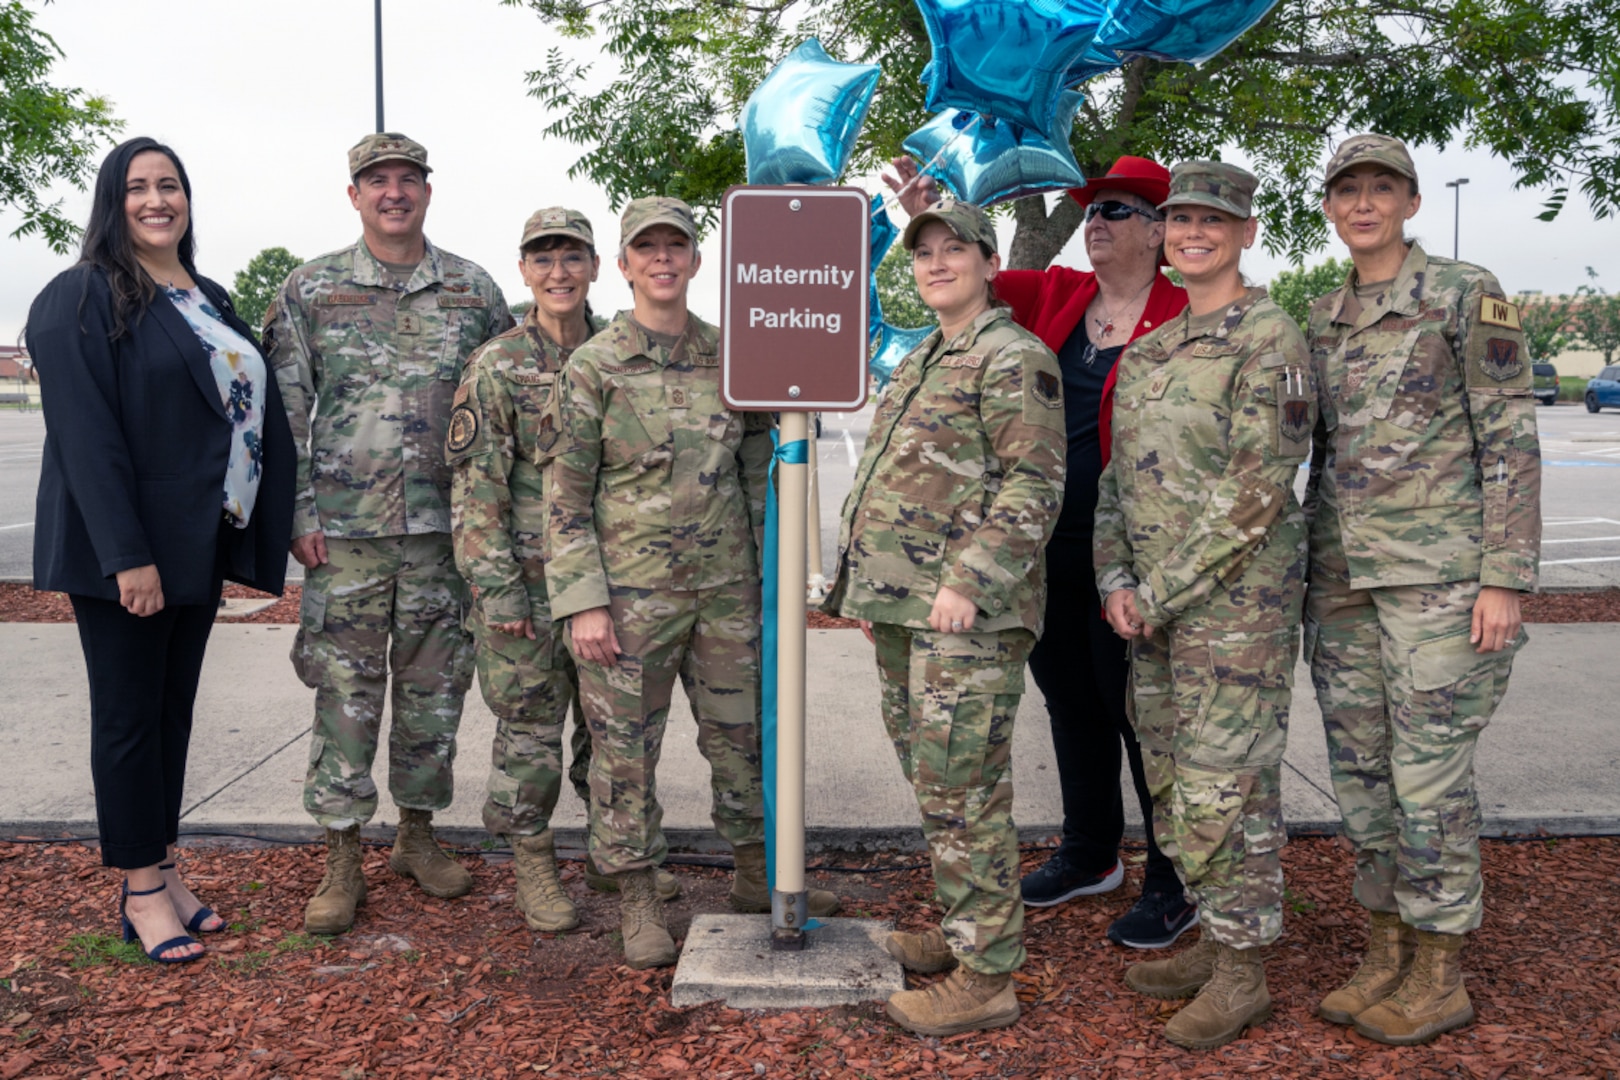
[1052,320,1124,543]
[27,264,297,603]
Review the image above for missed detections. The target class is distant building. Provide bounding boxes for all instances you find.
[0,345,33,381]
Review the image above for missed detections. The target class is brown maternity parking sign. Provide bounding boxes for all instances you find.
[721,186,869,410]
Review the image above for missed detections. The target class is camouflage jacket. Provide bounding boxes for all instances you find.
[541,312,773,619]
[447,308,606,626]
[265,238,512,539]
[1304,244,1541,591]
[827,307,1066,634]
[1095,288,1315,630]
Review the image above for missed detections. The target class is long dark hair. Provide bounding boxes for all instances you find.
[79,137,198,339]
[522,234,598,328]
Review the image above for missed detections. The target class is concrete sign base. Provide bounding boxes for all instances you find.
[669,914,905,1009]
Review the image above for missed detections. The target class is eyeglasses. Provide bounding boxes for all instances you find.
[1084,200,1163,224]
[527,252,591,274]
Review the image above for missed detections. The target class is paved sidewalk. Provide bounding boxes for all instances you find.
[1,622,1616,848]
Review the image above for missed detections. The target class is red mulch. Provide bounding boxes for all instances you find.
[5,583,1617,627]
[1,837,1616,1078]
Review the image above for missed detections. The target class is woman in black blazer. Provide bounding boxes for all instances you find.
[27,137,295,963]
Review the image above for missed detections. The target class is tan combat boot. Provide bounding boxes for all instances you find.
[304,826,366,935]
[619,868,678,969]
[1163,943,1272,1050]
[1353,930,1474,1045]
[510,831,577,932]
[884,927,958,974]
[1319,911,1417,1024]
[728,843,841,917]
[1125,935,1216,999]
[583,855,681,901]
[886,968,1019,1036]
[388,808,473,898]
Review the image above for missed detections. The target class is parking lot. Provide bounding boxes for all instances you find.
[5,403,1620,590]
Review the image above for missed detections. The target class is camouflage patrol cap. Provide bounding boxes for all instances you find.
[619,197,698,247]
[521,207,595,248]
[1160,161,1259,218]
[901,194,997,254]
[1323,133,1418,186]
[348,132,431,180]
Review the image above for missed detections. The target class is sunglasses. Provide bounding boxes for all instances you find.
[1084,200,1163,224]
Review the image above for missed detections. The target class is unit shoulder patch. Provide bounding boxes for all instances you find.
[446,404,481,455]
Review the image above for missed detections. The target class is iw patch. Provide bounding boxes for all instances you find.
[1478,296,1522,331]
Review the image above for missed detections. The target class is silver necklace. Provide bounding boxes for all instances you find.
[1090,278,1154,338]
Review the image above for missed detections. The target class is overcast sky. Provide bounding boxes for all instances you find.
[2,0,1614,346]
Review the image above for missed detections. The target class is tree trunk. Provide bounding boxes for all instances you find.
[1007,195,1084,270]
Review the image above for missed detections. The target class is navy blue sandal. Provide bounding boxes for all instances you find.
[158,862,222,934]
[120,881,205,964]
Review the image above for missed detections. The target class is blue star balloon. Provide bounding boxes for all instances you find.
[1067,41,1122,86]
[868,194,898,344]
[741,38,882,186]
[916,0,1109,134]
[870,322,935,389]
[1094,0,1281,64]
[903,93,1086,208]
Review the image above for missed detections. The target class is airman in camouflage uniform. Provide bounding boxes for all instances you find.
[543,197,838,969]
[827,197,1066,1036]
[1094,163,1315,1050]
[1304,135,1541,1045]
[449,207,604,933]
[266,133,512,934]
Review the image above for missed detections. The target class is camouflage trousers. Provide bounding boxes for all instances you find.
[471,590,592,838]
[1129,621,1295,949]
[871,623,1031,976]
[1306,545,1521,934]
[294,534,474,828]
[570,582,765,875]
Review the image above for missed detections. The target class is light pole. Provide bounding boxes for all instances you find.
[1445,178,1469,260]
[374,0,385,132]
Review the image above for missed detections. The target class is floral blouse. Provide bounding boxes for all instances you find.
[163,285,268,527]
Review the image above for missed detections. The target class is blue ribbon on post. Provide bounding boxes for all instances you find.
[761,429,809,898]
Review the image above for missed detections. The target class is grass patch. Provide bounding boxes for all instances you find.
[63,933,149,968]
[218,950,274,975]
[276,933,323,954]
[1558,376,1588,402]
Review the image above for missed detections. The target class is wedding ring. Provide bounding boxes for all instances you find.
[950,620,964,630]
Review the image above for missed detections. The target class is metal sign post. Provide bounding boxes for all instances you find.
[721,185,868,948]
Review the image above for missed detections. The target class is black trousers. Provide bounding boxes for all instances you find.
[71,576,223,870]
[1029,540,1178,893]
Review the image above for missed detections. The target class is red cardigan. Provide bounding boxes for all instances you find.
[996,266,1189,465]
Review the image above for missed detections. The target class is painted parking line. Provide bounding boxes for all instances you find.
[0,521,32,531]
[1543,555,1620,566]
[1543,536,1620,544]
[1545,460,1620,467]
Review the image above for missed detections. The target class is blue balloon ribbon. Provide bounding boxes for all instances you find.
[761,430,810,898]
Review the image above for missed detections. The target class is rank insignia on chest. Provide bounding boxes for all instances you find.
[397,312,422,335]
[446,404,480,453]
[1481,337,1523,381]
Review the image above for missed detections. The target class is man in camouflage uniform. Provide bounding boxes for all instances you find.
[265,133,512,935]
[543,197,837,969]
[826,198,1066,1035]
[1094,163,1316,1049]
[1304,135,1541,1045]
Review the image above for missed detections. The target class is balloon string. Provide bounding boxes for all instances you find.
[873,112,983,218]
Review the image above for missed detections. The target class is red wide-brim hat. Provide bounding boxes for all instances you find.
[1068,155,1173,209]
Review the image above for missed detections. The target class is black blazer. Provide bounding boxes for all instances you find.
[28,264,296,604]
